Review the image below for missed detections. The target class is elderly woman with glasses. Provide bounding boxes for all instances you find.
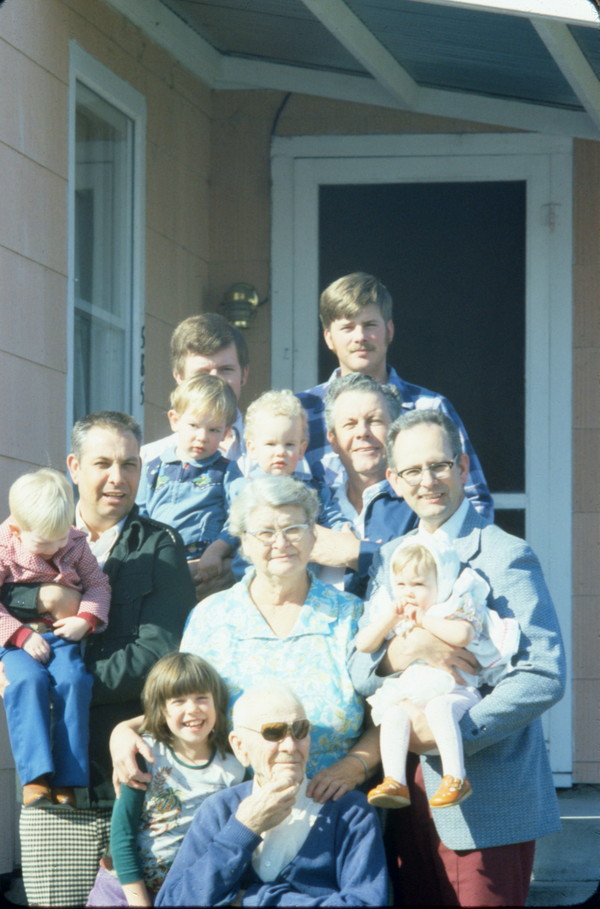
[179,476,378,801]
[111,476,378,804]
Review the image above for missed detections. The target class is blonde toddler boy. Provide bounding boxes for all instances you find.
[0,468,111,808]
[137,374,242,583]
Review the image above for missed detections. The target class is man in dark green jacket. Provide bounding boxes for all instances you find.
[4,411,196,906]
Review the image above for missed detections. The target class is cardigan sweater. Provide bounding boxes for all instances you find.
[155,781,389,907]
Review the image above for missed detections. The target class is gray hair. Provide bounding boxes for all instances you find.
[232,681,305,730]
[229,476,319,537]
[324,373,401,433]
[386,409,463,470]
[71,411,142,460]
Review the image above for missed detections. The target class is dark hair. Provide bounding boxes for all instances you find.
[140,652,231,755]
[170,313,249,377]
[71,411,142,459]
[319,272,393,329]
[386,409,463,469]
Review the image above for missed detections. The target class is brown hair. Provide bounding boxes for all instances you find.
[170,313,249,378]
[140,652,230,755]
[319,272,393,329]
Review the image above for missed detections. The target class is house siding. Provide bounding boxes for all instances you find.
[0,0,213,873]
[0,0,597,877]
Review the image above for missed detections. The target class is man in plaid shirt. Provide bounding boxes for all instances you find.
[297,272,493,522]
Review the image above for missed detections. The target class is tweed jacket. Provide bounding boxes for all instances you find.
[349,502,566,850]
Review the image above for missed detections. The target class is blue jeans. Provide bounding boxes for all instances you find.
[1,632,93,786]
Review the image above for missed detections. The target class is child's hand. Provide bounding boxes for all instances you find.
[22,631,51,662]
[402,603,425,626]
[53,616,91,641]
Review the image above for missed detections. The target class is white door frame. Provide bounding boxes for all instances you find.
[271,132,573,784]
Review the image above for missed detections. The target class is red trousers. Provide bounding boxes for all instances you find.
[386,755,535,907]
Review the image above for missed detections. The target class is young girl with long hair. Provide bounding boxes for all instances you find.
[87,653,244,907]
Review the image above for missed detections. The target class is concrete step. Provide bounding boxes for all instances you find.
[527,785,600,907]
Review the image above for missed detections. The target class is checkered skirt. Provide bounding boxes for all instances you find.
[19,806,111,907]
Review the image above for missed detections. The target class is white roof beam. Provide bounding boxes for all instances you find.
[533,20,600,130]
[218,56,600,140]
[102,0,224,84]
[298,0,419,108]
[409,0,599,28]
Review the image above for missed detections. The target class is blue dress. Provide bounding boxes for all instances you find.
[181,572,365,776]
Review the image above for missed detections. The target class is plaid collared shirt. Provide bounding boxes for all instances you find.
[297,366,494,521]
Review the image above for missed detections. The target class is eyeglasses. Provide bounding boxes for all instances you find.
[245,524,310,545]
[240,719,311,742]
[394,459,457,487]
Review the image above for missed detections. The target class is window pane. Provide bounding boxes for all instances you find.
[73,81,133,423]
[494,509,525,539]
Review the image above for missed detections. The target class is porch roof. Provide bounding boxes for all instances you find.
[106,0,600,139]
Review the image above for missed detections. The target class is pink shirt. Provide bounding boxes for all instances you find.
[0,519,111,647]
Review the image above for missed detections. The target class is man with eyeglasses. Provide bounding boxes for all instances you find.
[155,683,389,907]
[350,408,565,908]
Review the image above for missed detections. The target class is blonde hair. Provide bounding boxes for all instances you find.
[140,652,231,755]
[391,542,438,581]
[244,390,307,443]
[170,374,237,426]
[9,469,74,539]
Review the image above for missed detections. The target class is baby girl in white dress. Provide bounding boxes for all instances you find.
[356,532,520,809]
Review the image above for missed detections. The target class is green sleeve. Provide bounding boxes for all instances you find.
[110,774,147,885]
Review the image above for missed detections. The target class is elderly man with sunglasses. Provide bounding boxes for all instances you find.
[155,683,389,907]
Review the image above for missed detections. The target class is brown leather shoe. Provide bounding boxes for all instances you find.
[367,776,411,809]
[53,787,77,809]
[429,775,472,808]
[22,776,53,808]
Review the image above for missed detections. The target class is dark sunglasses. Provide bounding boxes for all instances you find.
[241,719,310,742]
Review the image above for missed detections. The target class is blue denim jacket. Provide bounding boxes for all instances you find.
[136,448,242,557]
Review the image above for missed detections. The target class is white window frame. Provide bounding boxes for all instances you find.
[67,42,146,436]
[271,132,573,784]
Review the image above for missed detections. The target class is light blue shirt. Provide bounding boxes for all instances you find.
[181,572,365,776]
